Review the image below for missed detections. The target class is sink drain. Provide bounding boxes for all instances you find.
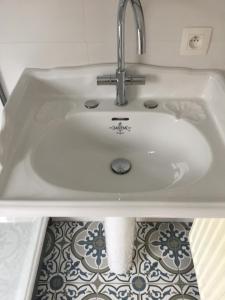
[111,158,131,175]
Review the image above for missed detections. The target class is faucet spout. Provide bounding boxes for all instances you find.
[131,0,146,55]
[117,0,146,70]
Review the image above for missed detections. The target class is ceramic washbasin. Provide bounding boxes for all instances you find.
[31,112,211,193]
[1,64,225,217]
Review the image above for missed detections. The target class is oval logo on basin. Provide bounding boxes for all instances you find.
[109,122,131,135]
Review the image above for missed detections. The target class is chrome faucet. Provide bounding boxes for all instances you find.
[97,0,146,106]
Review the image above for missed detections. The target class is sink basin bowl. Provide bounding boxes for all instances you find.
[31,112,211,193]
[1,64,225,217]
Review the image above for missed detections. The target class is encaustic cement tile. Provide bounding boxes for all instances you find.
[144,222,193,273]
[141,284,183,300]
[138,245,180,285]
[181,285,200,300]
[98,284,139,300]
[178,265,197,285]
[136,222,157,244]
[36,282,97,300]
[35,222,198,300]
[71,222,109,274]
[41,222,98,284]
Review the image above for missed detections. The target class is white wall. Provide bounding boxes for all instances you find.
[190,219,225,300]
[1,0,225,95]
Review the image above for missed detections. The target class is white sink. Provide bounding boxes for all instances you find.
[1,64,225,217]
[31,112,211,193]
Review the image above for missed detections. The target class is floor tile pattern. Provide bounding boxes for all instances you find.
[34,221,200,300]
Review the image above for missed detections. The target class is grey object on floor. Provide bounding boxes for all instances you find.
[34,221,200,300]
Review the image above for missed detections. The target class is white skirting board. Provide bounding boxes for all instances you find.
[189,219,225,300]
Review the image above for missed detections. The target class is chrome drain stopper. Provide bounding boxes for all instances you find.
[111,158,131,175]
[144,100,158,109]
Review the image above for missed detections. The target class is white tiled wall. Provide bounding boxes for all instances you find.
[1,0,225,95]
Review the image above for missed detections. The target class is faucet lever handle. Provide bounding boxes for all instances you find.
[97,75,117,86]
[126,75,145,85]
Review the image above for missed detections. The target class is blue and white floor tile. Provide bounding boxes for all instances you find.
[72,222,109,274]
[181,285,200,300]
[142,285,183,300]
[34,221,200,300]
[179,266,197,285]
[138,246,180,284]
[142,222,193,273]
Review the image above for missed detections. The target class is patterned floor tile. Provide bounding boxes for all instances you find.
[143,223,193,273]
[181,285,200,300]
[60,245,97,282]
[36,282,97,300]
[71,222,109,274]
[141,284,183,300]
[138,245,179,285]
[41,222,98,284]
[181,222,193,234]
[99,271,149,295]
[34,221,199,300]
[49,221,86,249]
[178,265,197,285]
[39,231,62,283]
[98,284,139,300]
[136,222,157,244]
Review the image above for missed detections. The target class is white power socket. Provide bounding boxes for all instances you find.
[180,27,212,56]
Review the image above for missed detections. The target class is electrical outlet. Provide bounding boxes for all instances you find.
[180,27,212,56]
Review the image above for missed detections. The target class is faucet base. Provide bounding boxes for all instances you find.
[97,71,145,106]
